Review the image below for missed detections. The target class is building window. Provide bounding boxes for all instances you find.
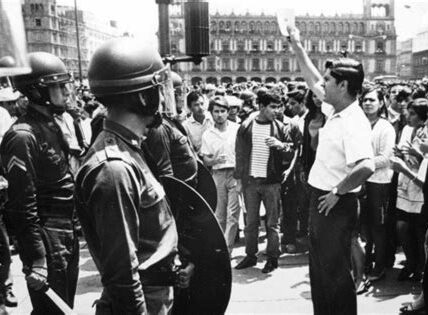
[267,41,274,52]
[222,58,230,71]
[375,59,384,72]
[252,42,259,52]
[376,41,384,53]
[237,58,245,71]
[35,18,42,27]
[282,59,290,72]
[282,43,289,52]
[252,58,260,71]
[267,58,275,71]
[171,42,178,54]
[355,42,363,53]
[326,43,332,53]
[311,45,317,52]
[222,40,230,52]
[51,4,55,14]
[207,58,216,71]
[237,41,245,52]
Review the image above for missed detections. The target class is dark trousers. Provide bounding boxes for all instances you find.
[385,173,398,267]
[243,179,281,259]
[0,217,11,305]
[363,182,390,271]
[309,186,357,315]
[27,218,79,315]
[96,286,173,315]
[396,209,427,273]
[281,175,298,245]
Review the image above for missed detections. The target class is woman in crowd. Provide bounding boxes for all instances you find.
[392,99,428,284]
[360,86,396,282]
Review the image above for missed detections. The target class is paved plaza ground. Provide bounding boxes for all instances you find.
[5,235,423,314]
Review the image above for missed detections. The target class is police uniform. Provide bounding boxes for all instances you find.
[75,119,179,315]
[0,104,79,314]
[145,116,198,186]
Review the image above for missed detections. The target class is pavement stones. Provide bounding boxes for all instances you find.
[5,236,423,314]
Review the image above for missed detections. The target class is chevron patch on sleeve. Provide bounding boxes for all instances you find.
[7,156,27,173]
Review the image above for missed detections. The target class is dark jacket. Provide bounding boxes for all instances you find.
[145,116,198,184]
[234,116,296,185]
[75,119,178,314]
[0,105,75,263]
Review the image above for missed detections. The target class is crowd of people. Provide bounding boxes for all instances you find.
[2,27,428,314]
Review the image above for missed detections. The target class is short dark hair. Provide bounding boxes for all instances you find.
[361,85,387,117]
[187,91,203,107]
[325,58,364,97]
[208,96,229,112]
[407,99,428,122]
[287,89,306,103]
[97,87,159,116]
[257,88,281,107]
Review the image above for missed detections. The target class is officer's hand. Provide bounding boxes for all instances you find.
[26,265,48,291]
[176,262,195,289]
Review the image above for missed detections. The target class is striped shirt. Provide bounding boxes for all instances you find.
[250,121,271,178]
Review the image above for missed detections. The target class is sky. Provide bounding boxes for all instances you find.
[58,0,428,42]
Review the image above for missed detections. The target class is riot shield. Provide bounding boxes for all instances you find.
[161,175,231,315]
[196,160,217,211]
[0,0,31,77]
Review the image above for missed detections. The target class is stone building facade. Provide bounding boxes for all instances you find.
[170,0,397,85]
[22,0,120,79]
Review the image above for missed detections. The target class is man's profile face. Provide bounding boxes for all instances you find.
[321,69,340,106]
[189,96,205,116]
[48,83,70,113]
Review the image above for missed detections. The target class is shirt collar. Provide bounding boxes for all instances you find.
[189,112,212,124]
[330,100,359,119]
[103,119,144,148]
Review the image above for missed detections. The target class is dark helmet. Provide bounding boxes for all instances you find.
[88,38,167,97]
[13,52,71,91]
[0,56,16,68]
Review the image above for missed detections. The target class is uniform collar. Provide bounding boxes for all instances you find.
[103,119,144,148]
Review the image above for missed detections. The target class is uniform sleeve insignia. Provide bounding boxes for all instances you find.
[7,156,27,173]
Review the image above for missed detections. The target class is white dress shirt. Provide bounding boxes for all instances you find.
[308,101,374,192]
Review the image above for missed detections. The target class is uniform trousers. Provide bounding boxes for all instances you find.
[27,217,79,315]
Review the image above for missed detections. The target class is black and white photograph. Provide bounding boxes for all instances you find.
[1,0,428,314]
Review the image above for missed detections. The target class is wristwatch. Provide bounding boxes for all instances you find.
[331,187,342,196]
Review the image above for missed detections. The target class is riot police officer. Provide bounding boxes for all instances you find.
[145,71,199,187]
[75,38,193,314]
[0,52,79,314]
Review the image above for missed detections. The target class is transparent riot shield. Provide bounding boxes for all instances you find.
[158,64,177,118]
[0,0,31,77]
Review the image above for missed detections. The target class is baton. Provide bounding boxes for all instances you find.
[44,286,77,315]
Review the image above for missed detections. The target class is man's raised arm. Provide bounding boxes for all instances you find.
[286,25,325,100]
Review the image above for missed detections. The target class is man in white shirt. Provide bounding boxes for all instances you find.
[183,91,213,155]
[201,96,240,254]
[288,25,374,315]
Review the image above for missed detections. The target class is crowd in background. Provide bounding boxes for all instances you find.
[2,72,428,312]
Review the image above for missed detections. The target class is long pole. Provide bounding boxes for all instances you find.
[74,0,83,83]
[156,0,173,57]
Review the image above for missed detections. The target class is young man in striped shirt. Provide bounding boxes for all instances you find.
[234,89,294,273]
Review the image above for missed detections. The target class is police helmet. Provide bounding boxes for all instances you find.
[13,52,71,90]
